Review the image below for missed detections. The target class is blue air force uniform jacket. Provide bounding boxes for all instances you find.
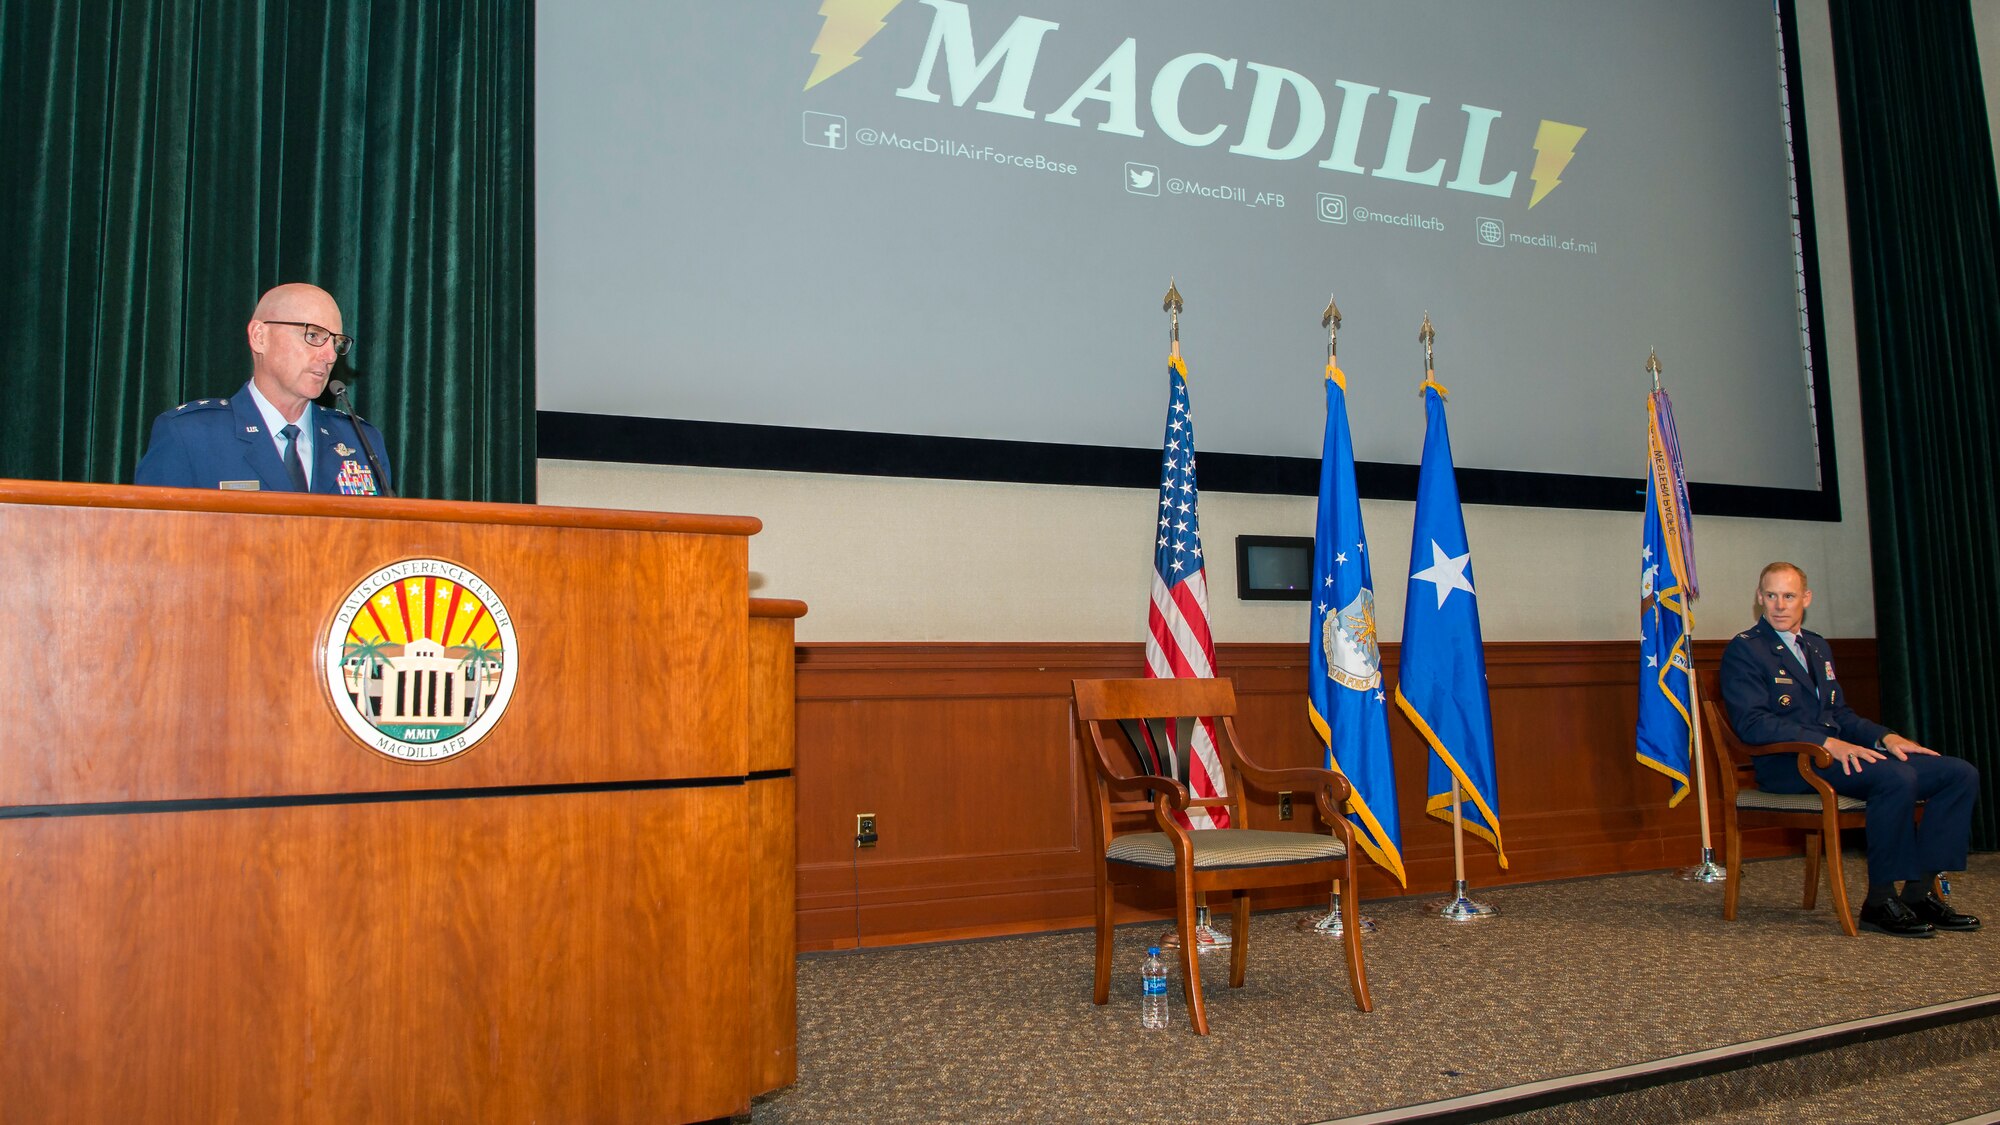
[134,383,391,495]
[1719,617,1887,790]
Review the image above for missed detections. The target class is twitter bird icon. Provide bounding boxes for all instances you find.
[1126,162,1161,196]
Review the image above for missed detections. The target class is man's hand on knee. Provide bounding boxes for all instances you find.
[1881,732,1937,760]
[1824,737,1887,775]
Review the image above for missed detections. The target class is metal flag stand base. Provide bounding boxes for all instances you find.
[1296,889,1377,937]
[1161,903,1232,954]
[1428,783,1498,923]
[1678,846,1726,883]
[1427,879,1499,923]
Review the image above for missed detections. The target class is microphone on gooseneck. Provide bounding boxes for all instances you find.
[327,379,397,498]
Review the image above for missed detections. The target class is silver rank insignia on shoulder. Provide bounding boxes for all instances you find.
[334,442,356,456]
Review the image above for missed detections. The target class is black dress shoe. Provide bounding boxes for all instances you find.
[1903,892,1981,932]
[1858,897,1936,938]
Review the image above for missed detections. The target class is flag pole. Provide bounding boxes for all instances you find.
[1428,784,1498,921]
[1658,347,1724,884]
[1414,314,1497,923]
[1453,784,1466,876]
[1153,279,1233,955]
[1299,294,1381,940]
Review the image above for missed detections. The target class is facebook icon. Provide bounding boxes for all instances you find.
[803,111,847,150]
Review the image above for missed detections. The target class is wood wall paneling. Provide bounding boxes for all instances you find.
[793,639,1879,951]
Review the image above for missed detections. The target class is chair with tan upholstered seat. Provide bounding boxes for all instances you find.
[1071,676,1372,1033]
[1697,670,1868,936]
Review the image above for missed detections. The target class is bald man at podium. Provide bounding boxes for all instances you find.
[135,283,392,496]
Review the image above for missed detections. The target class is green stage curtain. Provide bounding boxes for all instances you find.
[0,0,534,502]
[1829,0,2000,848]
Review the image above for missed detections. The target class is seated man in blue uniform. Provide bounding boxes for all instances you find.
[1721,561,1979,938]
[135,283,390,495]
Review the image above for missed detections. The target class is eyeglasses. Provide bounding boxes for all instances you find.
[262,320,354,356]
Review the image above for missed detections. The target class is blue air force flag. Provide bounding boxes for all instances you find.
[1394,383,1505,865]
[1636,391,1696,805]
[1308,362,1406,886]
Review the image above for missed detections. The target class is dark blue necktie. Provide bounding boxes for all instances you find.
[281,423,309,491]
[1796,636,1823,695]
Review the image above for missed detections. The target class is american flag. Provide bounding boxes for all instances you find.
[1143,353,1229,829]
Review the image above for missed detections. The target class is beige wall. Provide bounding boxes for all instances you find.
[540,0,1877,645]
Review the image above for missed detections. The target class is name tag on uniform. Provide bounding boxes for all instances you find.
[1774,675,1793,684]
[219,480,261,491]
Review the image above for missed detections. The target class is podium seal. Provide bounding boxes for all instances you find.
[323,559,519,762]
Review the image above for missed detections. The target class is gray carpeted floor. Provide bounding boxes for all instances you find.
[753,853,2000,1125]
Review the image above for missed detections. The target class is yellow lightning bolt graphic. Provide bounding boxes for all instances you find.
[805,0,904,91]
[1528,120,1586,208]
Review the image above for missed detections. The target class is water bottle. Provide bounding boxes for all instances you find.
[1141,946,1170,1029]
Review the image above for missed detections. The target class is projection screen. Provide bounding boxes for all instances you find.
[537,0,1837,519]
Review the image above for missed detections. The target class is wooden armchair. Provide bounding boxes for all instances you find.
[1071,677,1372,1034]
[1697,670,1867,936]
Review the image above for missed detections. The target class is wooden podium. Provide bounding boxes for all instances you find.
[0,480,799,1123]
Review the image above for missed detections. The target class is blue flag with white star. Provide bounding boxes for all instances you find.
[1308,362,1405,886]
[1394,383,1505,865]
[1637,392,1695,805]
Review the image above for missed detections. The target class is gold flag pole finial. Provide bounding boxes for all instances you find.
[1322,295,1342,362]
[1417,312,1447,398]
[1163,280,1184,353]
[1647,347,1663,392]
